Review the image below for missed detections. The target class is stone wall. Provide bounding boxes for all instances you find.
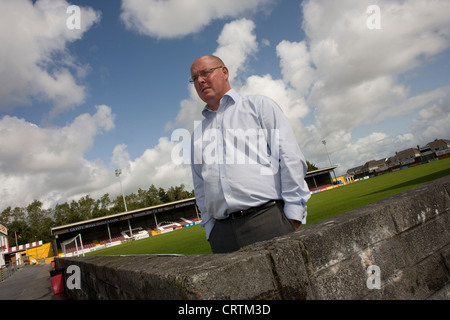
[58,175,450,300]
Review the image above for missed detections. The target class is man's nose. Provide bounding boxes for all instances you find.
[197,76,207,83]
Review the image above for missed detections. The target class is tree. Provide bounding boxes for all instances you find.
[78,195,96,221]
[67,200,82,224]
[26,200,54,243]
[0,206,12,226]
[7,220,31,246]
[26,200,45,236]
[125,192,140,211]
[306,160,318,172]
[53,202,70,226]
[147,184,162,206]
[92,194,111,218]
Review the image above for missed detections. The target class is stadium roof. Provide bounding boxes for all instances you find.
[305,165,338,177]
[51,197,196,235]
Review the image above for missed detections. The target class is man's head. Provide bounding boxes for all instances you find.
[190,55,231,111]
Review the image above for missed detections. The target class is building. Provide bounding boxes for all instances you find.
[0,224,8,268]
[345,138,449,179]
[427,139,450,157]
[305,165,339,192]
[346,165,363,176]
[2,241,49,266]
[362,159,389,175]
[386,148,421,168]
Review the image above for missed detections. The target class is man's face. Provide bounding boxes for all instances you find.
[190,56,230,110]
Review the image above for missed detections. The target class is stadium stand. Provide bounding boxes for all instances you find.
[50,198,200,257]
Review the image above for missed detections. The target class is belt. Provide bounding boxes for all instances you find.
[225,200,283,220]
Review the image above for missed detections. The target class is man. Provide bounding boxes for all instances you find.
[190,55,310,253]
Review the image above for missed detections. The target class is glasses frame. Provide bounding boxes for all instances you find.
[189,66,223,84]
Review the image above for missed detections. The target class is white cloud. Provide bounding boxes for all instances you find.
[0,105,115,209]
[213,18,258,84]
[239,74,310,141]
[304,0,450,90]
[277,40,315,96]
[296,0,450,172]
[0,0,101,117]
[409,92,450,144]
[304,0,450,115]
[313,75,409,136]
[165,82,207,133]
[166,18,260,132]
[104,138,193,201]
[120,0,273,39]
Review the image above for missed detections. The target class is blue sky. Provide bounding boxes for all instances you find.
[1,0,449,210]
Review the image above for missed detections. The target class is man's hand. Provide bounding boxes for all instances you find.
[289,219,302,231]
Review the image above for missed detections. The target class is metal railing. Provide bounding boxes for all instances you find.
[0,263,19,282]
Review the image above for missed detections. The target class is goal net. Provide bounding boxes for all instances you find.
[61,234,84,257]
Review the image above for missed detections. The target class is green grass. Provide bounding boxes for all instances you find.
[85,224,212,256]
[86,158,450,256]
[306,158,450,225]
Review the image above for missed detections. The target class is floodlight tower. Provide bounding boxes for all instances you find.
[115,169,128,212]
[322,140,337,182]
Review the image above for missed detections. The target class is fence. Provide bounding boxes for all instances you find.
[0,263,19,282]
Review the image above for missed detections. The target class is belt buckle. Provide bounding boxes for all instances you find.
[228,200,278,220]
[236,210,245,219]
[231,210,245,219]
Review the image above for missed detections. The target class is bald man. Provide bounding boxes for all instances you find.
[190,55,310,253]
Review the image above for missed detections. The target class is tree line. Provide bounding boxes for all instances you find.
[0,184,194,245]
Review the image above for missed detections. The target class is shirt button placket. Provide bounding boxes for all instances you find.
[217,108,230,203]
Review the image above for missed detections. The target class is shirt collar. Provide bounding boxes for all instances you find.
[202,89,239,118]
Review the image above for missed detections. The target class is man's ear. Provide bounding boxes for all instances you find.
[222,66,229,81]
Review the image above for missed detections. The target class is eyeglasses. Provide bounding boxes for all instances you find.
[189,66,223,83]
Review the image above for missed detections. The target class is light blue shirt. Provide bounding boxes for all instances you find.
[191,89,311,240]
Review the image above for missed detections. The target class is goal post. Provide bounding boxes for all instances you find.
[61,233,85,257]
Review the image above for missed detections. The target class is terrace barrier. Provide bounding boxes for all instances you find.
[58,175,450,299]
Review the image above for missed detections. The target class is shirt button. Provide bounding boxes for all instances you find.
[227,194,231,198]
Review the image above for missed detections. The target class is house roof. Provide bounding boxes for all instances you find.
[389,148,420,161]
[427,139,450,150]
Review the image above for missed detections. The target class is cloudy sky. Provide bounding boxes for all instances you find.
[1,0,449,211]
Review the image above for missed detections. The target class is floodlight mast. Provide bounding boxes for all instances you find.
[322,140,337,181]
[115,169,128,212]
[115,169,133,237]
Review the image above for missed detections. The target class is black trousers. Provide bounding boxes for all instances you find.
[208,201,295,253]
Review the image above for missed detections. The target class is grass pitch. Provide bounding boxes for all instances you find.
[86,158,450,256]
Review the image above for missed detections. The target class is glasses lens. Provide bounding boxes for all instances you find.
[189,66,221,84]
